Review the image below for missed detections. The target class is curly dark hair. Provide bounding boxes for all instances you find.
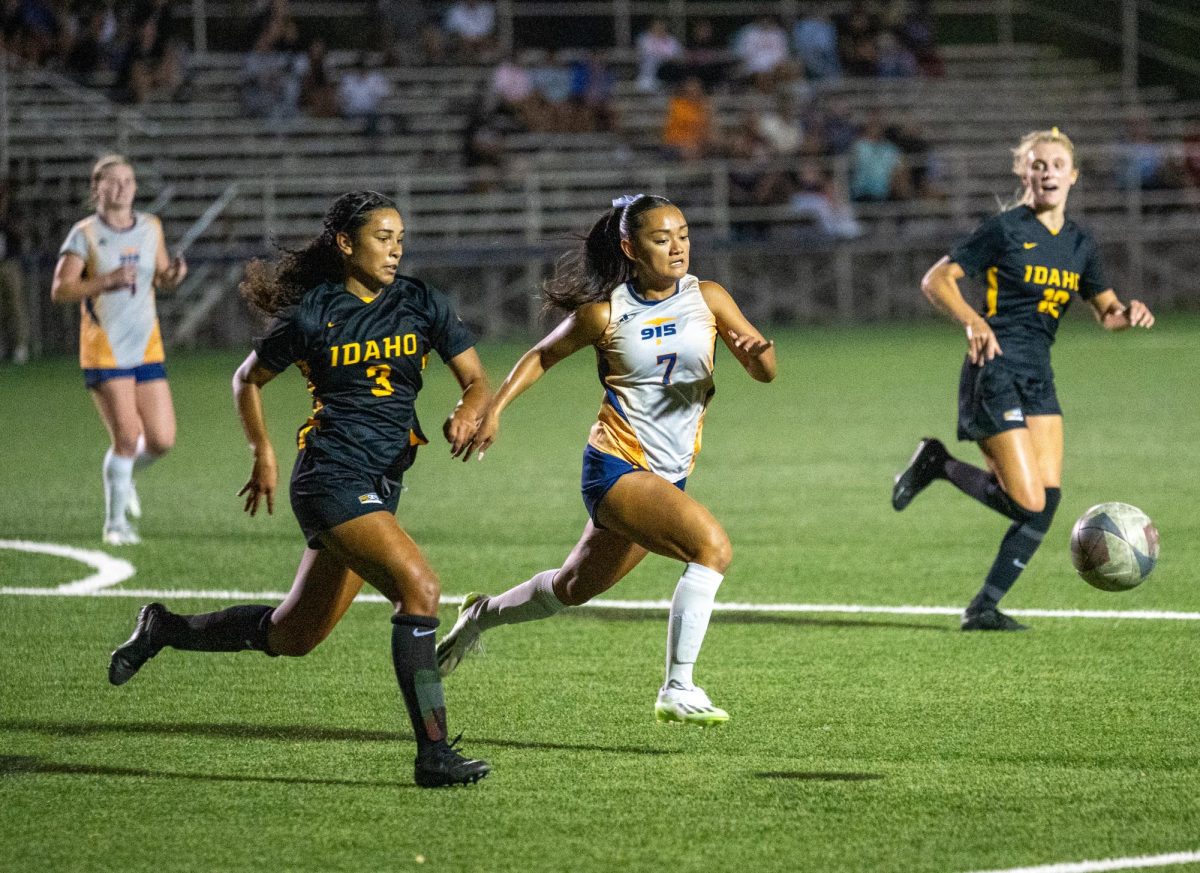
[240,190,398,317]
[542,194,674,312]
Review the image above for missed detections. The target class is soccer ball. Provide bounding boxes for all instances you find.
[1069,502,1160,591]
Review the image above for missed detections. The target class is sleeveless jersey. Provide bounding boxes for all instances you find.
[59,212,166,370]
[588,274,717,482]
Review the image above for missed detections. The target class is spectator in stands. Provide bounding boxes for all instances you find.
[115,9,184,104]
[298,37,338,118]
[789,158,863,239]
[490,51,536,126]
[338,53,393,137]
[375,0,430,61]
[793,9,841,81]
[529,49,573,131]
[876,32,917,78]
[635,18,682,92]
[661,76,714,162]
[7,0,61,64]
[809,96,858,156]
[756,94,803,157]
[849,111,910,201]
[241,27,301,119]
[568,51,618,133]
[64,8,116,87]
[444,0,496,61]
[462,108,508,193]
[1119,113,1173,191]
[887,118,941,198]
[837,1,882,76]
[731,16,792,87]
[728,112,793,239]
[1182,124,1200,189]
[893,0,944,77]
[0,176,29,365]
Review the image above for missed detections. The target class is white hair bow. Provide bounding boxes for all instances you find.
[611,193,646,209]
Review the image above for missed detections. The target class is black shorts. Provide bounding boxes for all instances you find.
[957,356,1061,442]
[289,446,413,549]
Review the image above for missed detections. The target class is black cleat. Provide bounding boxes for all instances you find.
[108,602,172,685]
[892,437,949,511]
[414,735,491,788]
[961,607,1029,632]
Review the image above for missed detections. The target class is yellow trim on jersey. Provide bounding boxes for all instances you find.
[986,266,999,317]
[142,321,165,364]
[80,316,118,368]
[588,404,648,469]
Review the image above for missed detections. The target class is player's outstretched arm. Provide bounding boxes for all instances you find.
[445,348,492,461]
[700,280,776,382]
[232,351,281,516]
[921,256,1002,365]
[1089,290,1155,331]
[463,301,608,460]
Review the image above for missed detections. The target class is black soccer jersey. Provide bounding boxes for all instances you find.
[254,275,476,477]
[950,206,1108,366]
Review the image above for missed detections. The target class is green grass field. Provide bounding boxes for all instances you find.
[2,316,1198,873]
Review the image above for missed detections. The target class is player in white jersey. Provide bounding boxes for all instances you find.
[51,155,187,545]
[437,194,776,725]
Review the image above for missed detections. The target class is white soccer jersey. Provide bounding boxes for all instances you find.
[59,212,165,369]
[588,274,717,481]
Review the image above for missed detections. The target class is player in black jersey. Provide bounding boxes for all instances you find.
[891,128,1155,631]
[107,191,492,787]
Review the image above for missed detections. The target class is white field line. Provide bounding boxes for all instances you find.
[0,585,1199,622]
[0,539,134,593]
[2,539,1199,621]
[960,848,1200,873]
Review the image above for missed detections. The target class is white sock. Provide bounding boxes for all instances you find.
[474,570,565,632]
[103,449,135,529]
[132,434,160,472]
[665,562,724,689]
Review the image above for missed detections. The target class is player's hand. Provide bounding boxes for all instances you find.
[1126,299,1155,328]
[460,409,500,462]
[102,264,138,292]
[728,330,774,358]
[160,255,187,290]
[238,453,277,516]
[445,404,481,461]
[965,318,1002,365]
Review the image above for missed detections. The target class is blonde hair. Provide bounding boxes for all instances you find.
[89,154,133,205]
[1010,127,1076,177]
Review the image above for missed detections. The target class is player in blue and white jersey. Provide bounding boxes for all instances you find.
[107,192,491,787]
[51,155,187,545]
[437,194,777,726]
[891,129,1155,631]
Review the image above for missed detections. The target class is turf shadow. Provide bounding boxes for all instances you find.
[0,719,677,756]
[561,609,951,633]
[0,754,417,789]
[753,771,884,782]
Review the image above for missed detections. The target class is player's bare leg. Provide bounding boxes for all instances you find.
[91,377,143,544]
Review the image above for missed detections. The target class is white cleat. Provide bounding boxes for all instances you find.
[126,480,142,520]
[436,593,485,678]
[654,680,730,726]
[103,524,141,547]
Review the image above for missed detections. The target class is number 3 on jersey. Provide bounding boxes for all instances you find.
[366,364,394,396]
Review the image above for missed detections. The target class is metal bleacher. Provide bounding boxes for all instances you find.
[5,6,1198,342]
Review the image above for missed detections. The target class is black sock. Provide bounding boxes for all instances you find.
[943,458,1037,523]
[969,488,1062,611]
[166,604,276,654]
[391,614,446,754]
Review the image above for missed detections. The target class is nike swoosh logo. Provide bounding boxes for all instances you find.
[1023,242,1037,249]
[326,321,337,328]
[412,628,437,637]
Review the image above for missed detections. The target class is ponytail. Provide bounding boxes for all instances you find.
[542,194,673,312]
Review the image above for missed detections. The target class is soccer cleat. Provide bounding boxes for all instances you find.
[103,524,141,546]
[892,437,949,511]
[436,593,485,678]
[108,602,173,685]
[654,680,730,726]
[126,480,142,520]
[961,607,1029,632]
[414,735,491,788]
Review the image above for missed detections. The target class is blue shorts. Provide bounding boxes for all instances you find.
[580,445,686,525]
[84,362,167,389]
